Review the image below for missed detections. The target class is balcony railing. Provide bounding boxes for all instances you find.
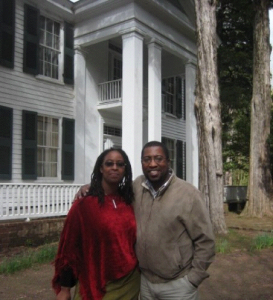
[0,184,82,221]
[98,79,122,103]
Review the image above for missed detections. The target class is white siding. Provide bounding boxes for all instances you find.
[0,0,75,183]
[162,115,186,141]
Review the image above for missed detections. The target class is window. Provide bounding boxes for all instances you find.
[109,43,122,80]
[39,16,60,79]
[164,78,175,114]
[162,76,185,119]
[104,125,122,137]
[37,116,59,177]
[22,111,74,180]
[113,57,122,80]
[23,4,74,84]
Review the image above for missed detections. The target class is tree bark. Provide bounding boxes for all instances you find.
[242,0,273,217]
[194,0,227,234]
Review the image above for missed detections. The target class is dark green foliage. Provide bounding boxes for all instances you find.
[217,0,255,181]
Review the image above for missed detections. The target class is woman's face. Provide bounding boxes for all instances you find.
[100,151,126,186]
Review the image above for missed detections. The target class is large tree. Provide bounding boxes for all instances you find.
[194,0,227,234]
[242,0,273,216]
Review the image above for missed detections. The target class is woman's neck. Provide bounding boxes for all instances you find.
[102,183,119,196]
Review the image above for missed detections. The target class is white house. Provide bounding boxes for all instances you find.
[0,0,198,219]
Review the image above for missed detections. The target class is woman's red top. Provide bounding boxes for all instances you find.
[52,195,137,300]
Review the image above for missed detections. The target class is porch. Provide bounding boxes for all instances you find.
[98,78,172,112]
[0,184,82,221]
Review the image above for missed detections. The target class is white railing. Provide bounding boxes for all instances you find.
[0,184,83,221]
[98,79,122,103]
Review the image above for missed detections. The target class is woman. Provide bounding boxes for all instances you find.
[52,148,140,300]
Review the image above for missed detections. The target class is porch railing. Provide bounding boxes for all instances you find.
[0,184,82,221]
[98,79,122,103]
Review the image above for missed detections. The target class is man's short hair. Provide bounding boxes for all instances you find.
[141,141,170,160]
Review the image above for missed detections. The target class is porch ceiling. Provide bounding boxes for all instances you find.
[97,103,122,119]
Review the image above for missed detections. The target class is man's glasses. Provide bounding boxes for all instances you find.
[141,156,166,165]
[103,161,126,168]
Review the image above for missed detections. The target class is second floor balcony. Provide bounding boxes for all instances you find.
[98,79,122,104]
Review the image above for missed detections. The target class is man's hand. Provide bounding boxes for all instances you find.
[73,184,90,201]
[56,287,71,300]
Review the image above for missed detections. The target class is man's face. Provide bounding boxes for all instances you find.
[141,146,170,190]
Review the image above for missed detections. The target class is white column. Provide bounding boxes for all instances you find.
[185,61,198,188]
[148,41,162,141]
[74,46,87,184]
[122,31,144,178]
[98,116,104,153]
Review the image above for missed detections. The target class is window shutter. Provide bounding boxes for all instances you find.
[23,4,39,75]
[162,78,166,112]
[62,118,75,180]
[175,76,182,118]
[176,140,186,180]
[22,110,37,179]
[176,140,183,179]
[182,77,186,120]
[63,22,74,85]
[0,0,15,68]
[0,106,13,179]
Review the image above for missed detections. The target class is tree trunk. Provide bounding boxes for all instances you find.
[194,0,227,234]
[242,0,273,217]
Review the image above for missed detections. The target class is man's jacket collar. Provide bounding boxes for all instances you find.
[142,169,174,199]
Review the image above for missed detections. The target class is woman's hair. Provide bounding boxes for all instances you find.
[88,148,134,204]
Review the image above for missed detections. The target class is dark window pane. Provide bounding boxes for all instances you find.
[54,22,60,35]
[46,32,53,48]
[46,18,53,32]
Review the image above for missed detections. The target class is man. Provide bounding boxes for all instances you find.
[133,141,215,300]
[75,141,215,300]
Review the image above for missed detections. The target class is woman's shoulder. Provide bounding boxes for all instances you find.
[78,195,97,204]
[71,195,97,210]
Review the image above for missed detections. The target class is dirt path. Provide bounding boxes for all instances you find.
[1,212,273,300]
[0,248,273,300]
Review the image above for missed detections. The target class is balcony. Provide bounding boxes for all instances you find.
[98,79,122,115]
[98,79,122,103]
